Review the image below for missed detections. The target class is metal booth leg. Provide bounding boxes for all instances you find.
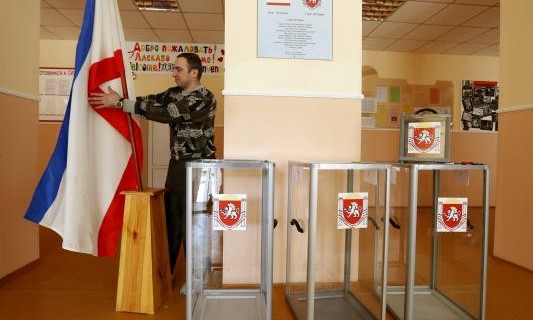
[186,166,193,320]
[306,167,318,320]
[480,167,490,320]
[343,170,354,295]
[431,170,441,290]
[404,165,419,320]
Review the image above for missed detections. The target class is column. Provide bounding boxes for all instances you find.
[223,0,363,283]
[494,0,533,270]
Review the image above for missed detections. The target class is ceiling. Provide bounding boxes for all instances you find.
[40,0,225,44]
[40,0,500,56]
[363,0,499,56]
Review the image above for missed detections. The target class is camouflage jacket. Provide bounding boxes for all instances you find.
[135,85,216,161]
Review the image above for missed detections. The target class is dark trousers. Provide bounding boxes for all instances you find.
[164,158,187,273]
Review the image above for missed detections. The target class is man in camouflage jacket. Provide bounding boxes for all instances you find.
[89,52,216,274]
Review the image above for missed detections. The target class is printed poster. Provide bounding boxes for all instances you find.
[430,87,441,105]
[390,106,400,123]
[213,194,247,231]
[362,97,377,113]
[361,116,376,129]
[461,80,498,131]
[376,105,389,127]
[389,86,400,103]
[337,193,368,229]
[376,86,389,103]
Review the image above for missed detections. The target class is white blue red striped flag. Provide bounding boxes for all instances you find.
[25,0,142,256]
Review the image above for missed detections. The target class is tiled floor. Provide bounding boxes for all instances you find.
[0,209,532,320]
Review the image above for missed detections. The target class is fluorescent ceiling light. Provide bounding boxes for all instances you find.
[362,0,405,21]
[132,0,180,12]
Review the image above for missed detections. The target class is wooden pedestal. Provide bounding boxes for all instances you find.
[116,188,171,314]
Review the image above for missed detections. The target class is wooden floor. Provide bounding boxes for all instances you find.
[1,209,533,320]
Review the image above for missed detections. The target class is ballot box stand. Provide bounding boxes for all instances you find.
[116,188,171,314]
[386,163,489,320]
[185,159,275,320]
[286,161,392,320]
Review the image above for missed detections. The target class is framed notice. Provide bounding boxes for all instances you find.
[257,0,332,60]
[39,68,74,121]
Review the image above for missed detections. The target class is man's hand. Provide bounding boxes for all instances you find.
[88,86,122,109]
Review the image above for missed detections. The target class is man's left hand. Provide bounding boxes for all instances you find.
[88,86,122,108]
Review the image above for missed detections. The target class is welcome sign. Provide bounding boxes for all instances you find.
[126,42,225,75]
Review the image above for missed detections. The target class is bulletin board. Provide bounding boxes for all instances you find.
[39,68,74,121]
[362,77,453,129]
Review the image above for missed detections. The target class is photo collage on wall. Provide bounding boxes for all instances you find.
[461,80,499,131]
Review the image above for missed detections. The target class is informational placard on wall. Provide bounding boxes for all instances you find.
[257,0,332,60]
[39,68,74,121]
[126,42,225,75]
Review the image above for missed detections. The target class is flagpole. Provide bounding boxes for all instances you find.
[109,4,143,192]
[119,70,143,192]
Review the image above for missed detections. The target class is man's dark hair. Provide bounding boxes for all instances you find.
[178,53,203,80]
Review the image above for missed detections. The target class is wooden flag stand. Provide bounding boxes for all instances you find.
[116,188,171,314]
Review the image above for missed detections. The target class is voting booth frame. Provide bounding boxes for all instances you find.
[185,159,275,320]
[286,161,392,320]
[386,163,489,320]
[285,161,489,320]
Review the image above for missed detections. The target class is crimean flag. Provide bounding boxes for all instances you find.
[25,0,142,256]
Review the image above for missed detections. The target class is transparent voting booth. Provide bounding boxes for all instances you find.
[386,163,489,320]
[185,160,275,320]
[286,161,392,320]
